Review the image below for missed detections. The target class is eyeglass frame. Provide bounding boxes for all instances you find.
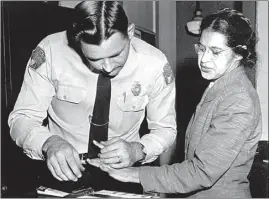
[194,43,237,60]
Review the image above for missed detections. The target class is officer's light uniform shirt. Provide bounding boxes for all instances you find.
[8,31,177,163]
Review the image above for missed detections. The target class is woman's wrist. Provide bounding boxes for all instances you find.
[132,167,141,183]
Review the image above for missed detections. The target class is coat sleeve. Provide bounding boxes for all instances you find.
[8,41,55,160]
[139,92,260,193]
[139,60,177,163]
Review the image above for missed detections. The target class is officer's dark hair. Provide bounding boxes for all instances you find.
[69,1,128,46]
[200,8,257,69]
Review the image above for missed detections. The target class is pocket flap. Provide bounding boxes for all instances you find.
[56,85,86,103]
[117,95,148,112]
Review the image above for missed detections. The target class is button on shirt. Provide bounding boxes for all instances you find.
[8,31,177,163]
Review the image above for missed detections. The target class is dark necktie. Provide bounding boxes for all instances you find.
[87,74,111,159]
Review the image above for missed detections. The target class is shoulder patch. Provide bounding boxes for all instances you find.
[29,46,46,69]
[163,63,174,85]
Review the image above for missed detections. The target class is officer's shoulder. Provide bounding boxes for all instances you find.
[131,37,167,63]
[38,31,67,48]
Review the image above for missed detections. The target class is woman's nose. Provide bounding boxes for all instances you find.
[200,49,211,62]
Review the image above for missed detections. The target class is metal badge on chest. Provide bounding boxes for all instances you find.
[131,82,141,96]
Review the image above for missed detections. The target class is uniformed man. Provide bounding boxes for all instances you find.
[8,1,176,193]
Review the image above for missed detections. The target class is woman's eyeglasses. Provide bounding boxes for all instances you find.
[194,43,233,60]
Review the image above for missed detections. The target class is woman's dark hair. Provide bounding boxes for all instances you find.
[68,1,128,46]
[200,8,257,69]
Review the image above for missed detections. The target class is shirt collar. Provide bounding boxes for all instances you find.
[203,66,246,102]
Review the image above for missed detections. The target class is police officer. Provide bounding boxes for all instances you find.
[8,1,176,193]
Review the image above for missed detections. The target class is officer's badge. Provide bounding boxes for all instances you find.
[163,63,174,85]
[29,46,45,69]
[131,82,141,96]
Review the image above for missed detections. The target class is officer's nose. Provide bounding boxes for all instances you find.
[102,59,113,73]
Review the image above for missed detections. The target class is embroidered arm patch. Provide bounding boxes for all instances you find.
[163,62,174,85]
[29,46,46,69]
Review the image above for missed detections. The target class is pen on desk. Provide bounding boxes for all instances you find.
[93,140,105,149]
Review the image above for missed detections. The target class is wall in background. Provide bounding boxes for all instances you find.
[123,1,154,32]
[242,1,256,30]
[157,1,177,74]
[59,1,81,8]
[256,1,268,141]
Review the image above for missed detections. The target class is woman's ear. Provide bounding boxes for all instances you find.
[234,45,247,61]
[235,53,243,62]
[127,23,135,39]
[240,45,247,50]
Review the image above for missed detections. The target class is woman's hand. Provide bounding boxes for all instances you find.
[87,158,140,183]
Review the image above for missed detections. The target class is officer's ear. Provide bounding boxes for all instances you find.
[127,23,135,40]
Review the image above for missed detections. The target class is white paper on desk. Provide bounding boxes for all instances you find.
[94,190,155,198]
[37,186,69,197]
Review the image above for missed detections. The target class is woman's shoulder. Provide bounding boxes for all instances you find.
[217,72,261,115]
[220,68,258,100]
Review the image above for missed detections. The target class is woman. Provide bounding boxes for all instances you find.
[88,8,262,198]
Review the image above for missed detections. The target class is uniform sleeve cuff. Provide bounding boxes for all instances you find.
[139,136,164,164]
[23,126,54,160]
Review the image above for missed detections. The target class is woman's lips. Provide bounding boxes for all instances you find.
[201,66,212,72]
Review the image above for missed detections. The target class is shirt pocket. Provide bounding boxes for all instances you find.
[56,84,87,104]
[117,95,148,112]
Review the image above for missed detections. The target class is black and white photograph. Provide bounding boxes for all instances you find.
[1,1,268,198]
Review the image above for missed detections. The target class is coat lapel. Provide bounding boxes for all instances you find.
[185,66,246,156]
[203,66,246,103]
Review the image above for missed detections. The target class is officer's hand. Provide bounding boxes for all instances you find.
[42,135,85,181]
[97,138,144,169]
